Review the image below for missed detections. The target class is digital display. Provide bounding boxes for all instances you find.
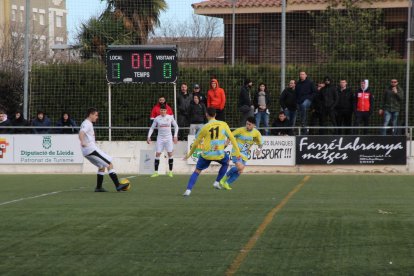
[106,45,178,84]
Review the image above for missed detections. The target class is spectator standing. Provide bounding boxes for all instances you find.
[310,81,324,135]
[280,80,297,127]
[335,79,353,135]
[379,79,403,135]
[11,111,29,134]
[239,78,254,126]
[207,78,226,121]
[192,84,207,106]
[253,82,271,135]
[188,94,207,135]
[31,111,52,134]
[296,71,316,134]
[354,80,374,135]
[177,82,192,139]
[150,96,174,122]
[271,111,291,136]
[0,110,11,134]
[55,112,78,134]
[320,76,338,134]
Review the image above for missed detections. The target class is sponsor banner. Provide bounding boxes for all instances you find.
[296,136,406,165]
[0,135,14,163]
[139,150,154,174]
[187,135,295,166]
[0,135,83,164]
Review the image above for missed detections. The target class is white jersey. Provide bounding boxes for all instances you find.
[148,115,178,139]
[79,119,98,156]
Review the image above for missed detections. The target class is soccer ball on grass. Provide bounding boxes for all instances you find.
[119,178,131,191]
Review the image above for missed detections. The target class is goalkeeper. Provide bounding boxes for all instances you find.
[183,107,241,196]
[220,116,263,190]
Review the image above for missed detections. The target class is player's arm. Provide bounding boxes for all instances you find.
[172,117,179,143]
[225,125,241,157]
[226,128,241,147]
[254,131,264,155]
[78,129,88,147]
[147,120,157,144]
[185,127,205,159]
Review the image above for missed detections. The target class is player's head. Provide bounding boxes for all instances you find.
[245,116,256,131]
[206,107,216,120]
[86,107,99,122]
[160,104,167,116]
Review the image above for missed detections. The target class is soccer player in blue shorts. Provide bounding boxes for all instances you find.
[220,116,263,190]
[183,107,241,196]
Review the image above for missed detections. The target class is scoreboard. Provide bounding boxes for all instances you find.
[106,45,178,84]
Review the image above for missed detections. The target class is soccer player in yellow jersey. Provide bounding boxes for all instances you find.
[183,107,241,196]
[220,117,263,190]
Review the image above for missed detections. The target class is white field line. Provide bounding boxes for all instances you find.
[0,175,137,207]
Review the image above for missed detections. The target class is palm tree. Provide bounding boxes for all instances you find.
[102,0,168,44]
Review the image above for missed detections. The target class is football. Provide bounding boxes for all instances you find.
[119,178,131,191]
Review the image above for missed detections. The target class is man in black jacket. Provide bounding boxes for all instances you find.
[320,76,338,134]
[280,80,297,127]
[177,82,192,140]
[296,71,316,134]
[239,78,254,126]
[335,79,353,135]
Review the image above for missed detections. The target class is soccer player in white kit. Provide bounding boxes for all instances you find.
[147,104,179,177]
[79,108,129,192]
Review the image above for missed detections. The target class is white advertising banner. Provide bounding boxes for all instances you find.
[0,135,83,164]
[187,135,295,166]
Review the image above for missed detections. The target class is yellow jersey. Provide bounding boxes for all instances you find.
[187,119,241,161]
[231,127,263,161]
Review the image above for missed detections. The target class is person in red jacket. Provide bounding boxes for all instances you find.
[354,80,374,135]
[150,96,174,122]
[207,79,226,121]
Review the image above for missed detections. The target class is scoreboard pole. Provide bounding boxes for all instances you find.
[108,83,112,141]
[173,83,177,120]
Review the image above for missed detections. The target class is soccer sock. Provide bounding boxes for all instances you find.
[108,169,120,187]
[168,158,173,171]
[96,172,105,189]
[216,162,229,182]
[154,158,160,172]
[227,170,240,185]
[226,166,238,178]
[186,171,200,190]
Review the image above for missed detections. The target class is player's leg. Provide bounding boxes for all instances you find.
[227,161,245,185]
[166,138,174,177]
[152,151,162,177]
[183,156,210,196]
[213,153,229,189]
[95,167,107,192]
[85,149,127,191]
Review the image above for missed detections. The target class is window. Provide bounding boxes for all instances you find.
[20,11,23,22]
[11,10,16,21]
[247,26,259,57]
[56,16,62,28]
[39,14,44,25]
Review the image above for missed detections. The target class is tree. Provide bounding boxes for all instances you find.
[154,15,223,59]
[77,12,139,60]
[102,0,167,44]
[310,0,403,61]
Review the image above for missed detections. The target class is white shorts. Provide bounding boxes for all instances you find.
[84,148,113,169]
[156,137,173,153]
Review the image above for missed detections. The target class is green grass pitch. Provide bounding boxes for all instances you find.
[0,174,414,275]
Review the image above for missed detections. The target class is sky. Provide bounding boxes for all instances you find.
[66,0,198,43]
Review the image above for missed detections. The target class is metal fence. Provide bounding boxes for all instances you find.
[0,0,413,140]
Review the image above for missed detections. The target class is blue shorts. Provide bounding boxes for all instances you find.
[232,156,247,165]
[196,154,229,171]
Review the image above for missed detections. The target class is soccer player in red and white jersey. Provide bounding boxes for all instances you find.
[147,104,179,177]
[79,108,129,192]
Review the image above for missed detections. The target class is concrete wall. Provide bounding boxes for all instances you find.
[0,141,412,174]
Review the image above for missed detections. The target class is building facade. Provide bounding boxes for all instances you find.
[0,0,67,59]
[192,0,409,64]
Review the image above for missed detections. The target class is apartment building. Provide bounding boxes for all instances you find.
[0,0,67,58]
